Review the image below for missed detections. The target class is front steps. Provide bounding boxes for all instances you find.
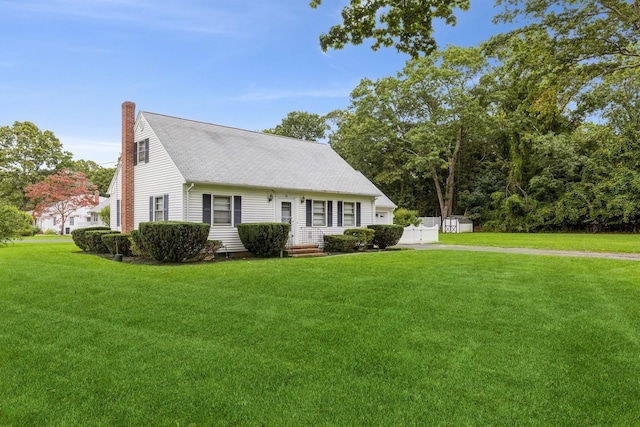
[285,244,325,258]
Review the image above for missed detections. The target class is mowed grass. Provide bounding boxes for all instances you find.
[439,232,640,253]
[1,243,640,426]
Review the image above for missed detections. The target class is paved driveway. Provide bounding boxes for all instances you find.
[397,243,640,261]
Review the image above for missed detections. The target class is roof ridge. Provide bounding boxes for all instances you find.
[140,110,324,146]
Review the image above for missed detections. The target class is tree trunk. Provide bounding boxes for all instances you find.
[431,165,446,218]
[443,126,463,218]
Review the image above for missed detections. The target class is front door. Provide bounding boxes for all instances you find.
[278,199,295,246]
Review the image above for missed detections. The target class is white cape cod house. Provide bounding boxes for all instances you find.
[108,101,395,253]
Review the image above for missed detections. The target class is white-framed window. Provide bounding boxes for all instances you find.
[343,202,355,227]
[154,196,164,221]
[213,196,232,225]
[69,217,75,226]
[137,140,147,163]
[313,200,326,226]
[92,213,99,222]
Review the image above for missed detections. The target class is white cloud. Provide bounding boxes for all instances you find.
[235,87,351,102]
[1,0,287,37]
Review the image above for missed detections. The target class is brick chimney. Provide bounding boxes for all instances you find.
[121,101,135,232]
[94,190,100,205]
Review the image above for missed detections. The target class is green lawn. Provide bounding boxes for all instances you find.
[439,232,640,253]
[1,242,639,425]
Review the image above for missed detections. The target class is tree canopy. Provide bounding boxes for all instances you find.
[310,0,470,57]
[263,111,330,141]
[303,0,640,231]
[0,121,73,209]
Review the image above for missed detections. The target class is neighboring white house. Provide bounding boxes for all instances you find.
[108,101,396,252]
[36,193,109,235]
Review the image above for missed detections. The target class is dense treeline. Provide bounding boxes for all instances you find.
[304,0,639,232]
[0,121,115,211]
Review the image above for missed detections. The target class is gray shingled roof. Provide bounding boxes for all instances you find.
[142,111,382,196]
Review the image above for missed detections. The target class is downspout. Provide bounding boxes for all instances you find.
[185,183,194,221]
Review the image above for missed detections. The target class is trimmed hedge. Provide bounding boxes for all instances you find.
[343,228,375,249]
[129,229,148,258]
[237,223,290,257]
[367,224,404,249]
[85,230,119,253]
[71,226,110,251]
[101,233,133,256]
[323,234,358,253]
[138,221,210,263]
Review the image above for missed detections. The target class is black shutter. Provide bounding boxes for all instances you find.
[134,141,138,166]
[163,194,169,221]
[337,201,343,227]
[145,139,150,163]
[306,199,312,227]
[233,196,242,227]
[149,196,153,221]
[116,200,121,227]
[356,202,361,227]
[327,201,333,227]
[202,194,211,225]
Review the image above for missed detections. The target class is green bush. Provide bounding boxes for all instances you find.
[0,205,33,244]
[323,234,358,253]
[343,228,375,249]
[367,224,404,249]
[101,233,133,256]
[393,208,421,227]
[237,223,290,257]
[129,229,148,258]
[71,226,111,251]
[139,221,210,263]
[85,230,119,253]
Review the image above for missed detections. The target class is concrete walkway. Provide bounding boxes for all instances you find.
[396,243,640,262]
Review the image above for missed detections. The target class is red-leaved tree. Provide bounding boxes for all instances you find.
[25,170,98,235]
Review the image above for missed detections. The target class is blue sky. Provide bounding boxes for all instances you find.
[1,1,514,166]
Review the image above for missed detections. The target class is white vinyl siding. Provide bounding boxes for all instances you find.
[132,116,185,229]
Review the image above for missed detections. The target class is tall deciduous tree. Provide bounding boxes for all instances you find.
[331,46,492,218]
[310,0,470,57]
[263,111,330,141]
[0,121,73,209]
[25,170,97,236]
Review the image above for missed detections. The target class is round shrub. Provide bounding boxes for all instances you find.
[367,224,404,249]
[101,233,133,256]
[139,221,210,263]
[85,230,119,253]
[323,234,358,253]
[71,226,110,251]
[237,223,290,257]
[343,228,375,249]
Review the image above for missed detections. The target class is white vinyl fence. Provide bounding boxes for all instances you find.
[398,225,439,244]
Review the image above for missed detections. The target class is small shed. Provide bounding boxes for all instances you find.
[442,216,473,233]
